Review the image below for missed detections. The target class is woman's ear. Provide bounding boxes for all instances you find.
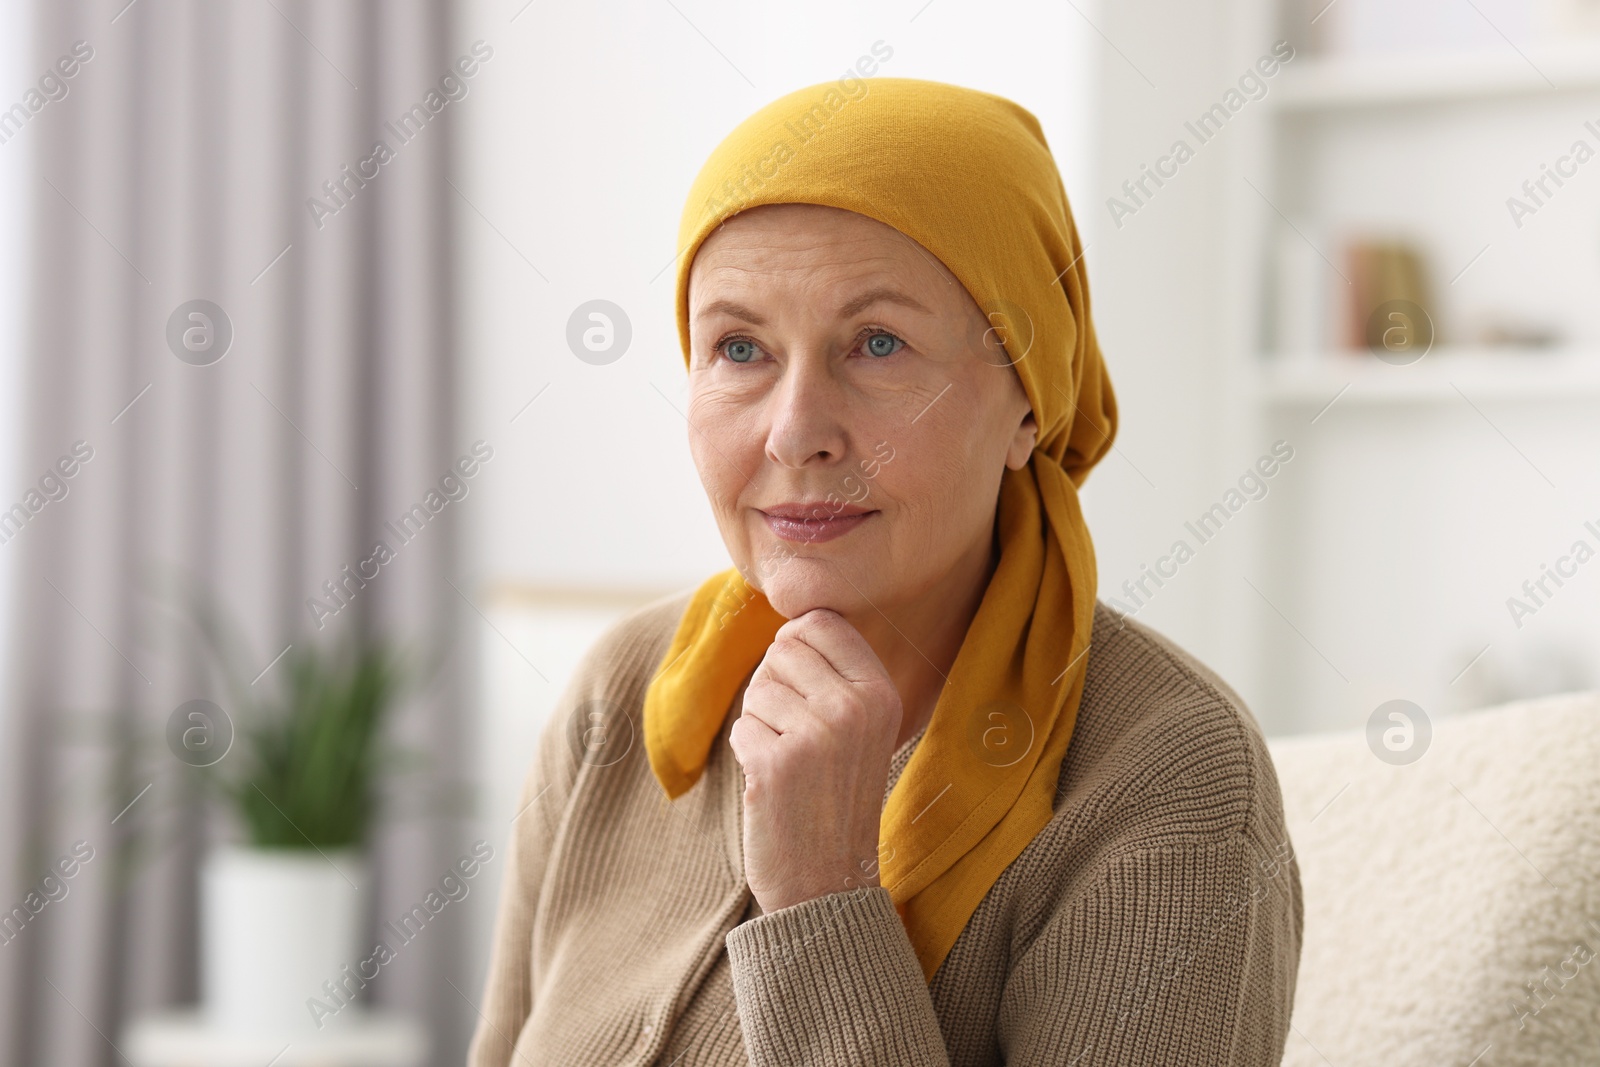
[1005,410,1038,470]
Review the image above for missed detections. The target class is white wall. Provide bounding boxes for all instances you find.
[1074,0,1273,719]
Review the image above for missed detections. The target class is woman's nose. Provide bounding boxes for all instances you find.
[765,354,847,469]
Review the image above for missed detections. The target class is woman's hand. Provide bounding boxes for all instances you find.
[728,608,904,914]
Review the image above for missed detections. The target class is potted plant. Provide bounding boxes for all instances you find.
[186,600,410,1037]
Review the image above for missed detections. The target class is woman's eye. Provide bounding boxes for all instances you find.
[716,330,901,363]
[863,331,903,358]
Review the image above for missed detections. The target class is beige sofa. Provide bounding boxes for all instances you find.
[1269,690,1600,1066]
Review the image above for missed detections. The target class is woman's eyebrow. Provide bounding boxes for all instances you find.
[696,299,768,326]
[837,286,931,318]
[694,288,930,327]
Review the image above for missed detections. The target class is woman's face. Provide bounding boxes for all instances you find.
[686,202,1038,622]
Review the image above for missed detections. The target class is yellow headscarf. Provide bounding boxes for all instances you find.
[644,76,1117,981]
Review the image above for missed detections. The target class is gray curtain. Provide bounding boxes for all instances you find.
[0,2,476,1064]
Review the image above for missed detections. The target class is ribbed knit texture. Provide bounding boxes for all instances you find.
[467,592,1303,1066]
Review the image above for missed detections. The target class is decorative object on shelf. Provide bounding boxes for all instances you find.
[1342,237,1435,359]
[1472,315,1564,348]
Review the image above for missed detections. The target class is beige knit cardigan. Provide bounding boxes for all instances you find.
[467,592,1303,1066]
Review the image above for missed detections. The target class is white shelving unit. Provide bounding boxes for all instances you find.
[1225,2,1600,733]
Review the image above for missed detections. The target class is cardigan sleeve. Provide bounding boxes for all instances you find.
[998,831,1301,1066]
[724,828,1299,1066]
[466,693,586,1067]
[725,884,952,1066]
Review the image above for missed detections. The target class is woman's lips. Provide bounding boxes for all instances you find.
[759,507,877,544]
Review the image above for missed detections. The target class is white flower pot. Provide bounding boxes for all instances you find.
[201,845,367,1037]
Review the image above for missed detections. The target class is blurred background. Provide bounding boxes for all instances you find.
[0,0,1597,1064]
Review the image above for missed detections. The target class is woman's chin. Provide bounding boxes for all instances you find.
[754,561,868,620]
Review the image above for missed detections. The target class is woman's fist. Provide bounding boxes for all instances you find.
[728,608,904,914]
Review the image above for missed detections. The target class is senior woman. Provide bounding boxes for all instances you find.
[469,77,1302,1066]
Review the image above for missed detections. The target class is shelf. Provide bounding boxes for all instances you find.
[1272,43,1600,112]
[1253,347,1600,406]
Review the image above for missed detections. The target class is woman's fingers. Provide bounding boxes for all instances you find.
[727,707,775,769]
[740,669,803,736]
[759,632,841,694]
[780,609,891,688]
[729,608,902,914]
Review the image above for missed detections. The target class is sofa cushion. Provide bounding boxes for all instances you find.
[1269,690,1600,1066]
